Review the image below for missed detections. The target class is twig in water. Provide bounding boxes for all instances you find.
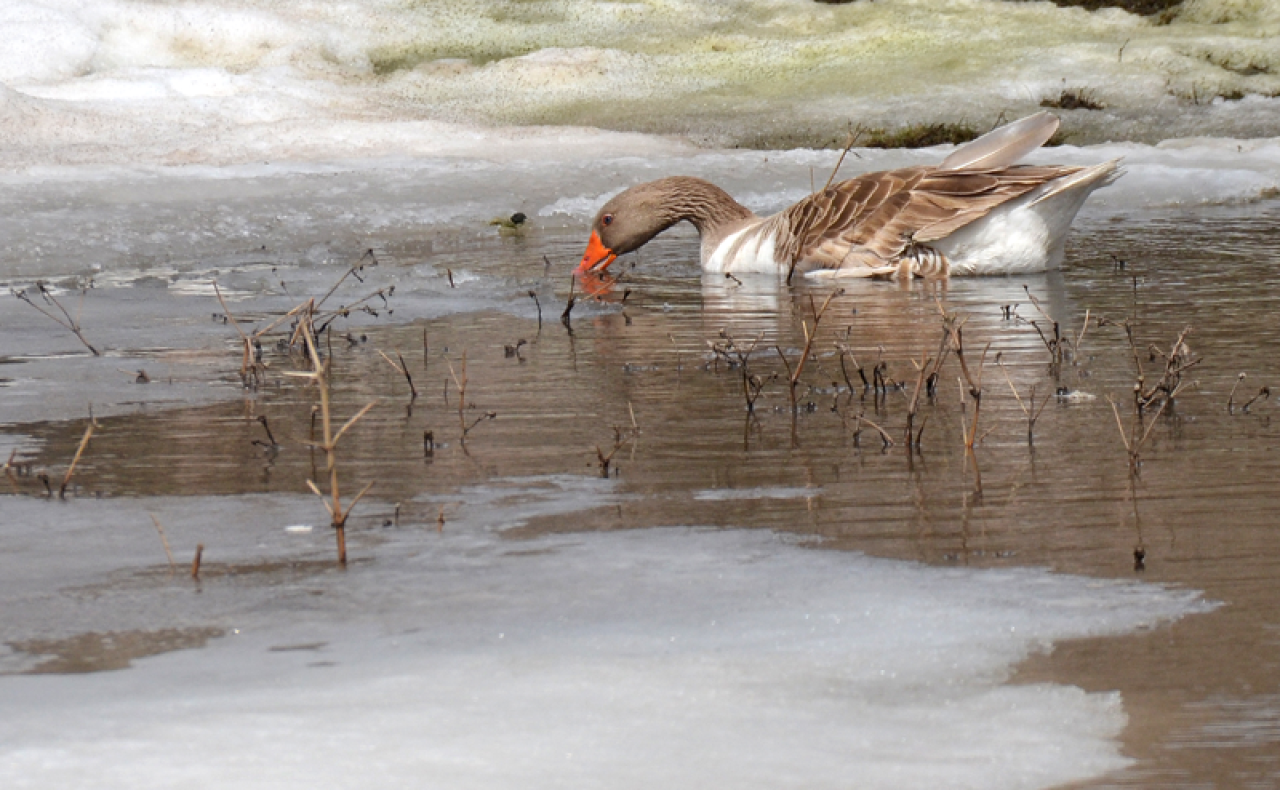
[595,421,640,478]
[465,411,498,435]
[561,276,577,333]
[60,411,97,498]
[504,339,527,360]
[282,316,378,565]
[213,281,262,387]
[822,125,866,192]
[834,328,870,396]
[444,352,496,443]
[1227,372,1246,413]
[905,350,932,449]
[787,129,865,284]
[251,416,282,453]
[1243,386,1270,413]
[840,408,894,450]
[1107,390,1178,474]
[777,289,843,412]
[191,544,204,580]
[942,309,989,450]
[316,250,378,310]
[149,513,177,574]
[377,349,418,399]
[3,450,20,495]
[11,281,100,356]
[997,354,1052,444]
[529,290,543,334]
[1020,285,1065,366]
[710,330,774,412]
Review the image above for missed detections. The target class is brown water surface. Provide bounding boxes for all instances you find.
[6,204,1280,787]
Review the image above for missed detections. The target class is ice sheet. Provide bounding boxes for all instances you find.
[2,0,1278,171]
[0,478,1213,789]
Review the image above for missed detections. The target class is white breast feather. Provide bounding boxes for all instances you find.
[703,222,779,274]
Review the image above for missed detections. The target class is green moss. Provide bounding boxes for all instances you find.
[1041,89,1106,111]
[368,44,536,75]
[1003,0,1183,15]
[860,123,982,149]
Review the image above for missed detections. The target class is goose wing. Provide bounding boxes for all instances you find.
[779,165,1086,273]
[938,111,1060,172]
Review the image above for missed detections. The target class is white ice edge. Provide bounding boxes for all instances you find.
[0,477,1216,790]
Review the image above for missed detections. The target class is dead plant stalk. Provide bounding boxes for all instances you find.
[775,289,844,412]
[283,317,377,565]
[60,412,97,498]
[11,281,100,356]
[997,356,1052,444]
[377,349,418,399]
[905,351,932,448]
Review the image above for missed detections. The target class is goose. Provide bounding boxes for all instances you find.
[576,112,1120,280]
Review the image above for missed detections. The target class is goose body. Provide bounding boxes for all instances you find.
[578,113,1121,279]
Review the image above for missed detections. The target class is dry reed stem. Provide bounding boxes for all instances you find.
[332,401,378,446]
[11,281,100,356]
[943,313,989,450]
[778,289,843,411]
[1020,285,1069,365]
[3,450,18,495]
[821,125,866,192]
[284,316,377,564]
[834,329,871,395]
[60,414,97,498]
[997,357,1052,444]
[528,290,543,334]
[445,352,469,436]
[788,132,863,283]
[253,298,313,341]
[213,281,255,379]
[148,513,177,574]
[596,427,639,477]
[561,276,577,331]
[1226,372,1246,413]
[1243,387,1270,413]
[856,411,895,448]
[711,330,771,412]
[313,286,394,327]
[905,351,932,447]
[1108,390,1177,473]
[1074,308,1092,359]
[315,250,376,311]
[594,401,642,476]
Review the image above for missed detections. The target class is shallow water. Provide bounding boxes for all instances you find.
[3,187,1280,785]
[4,1,1280,785]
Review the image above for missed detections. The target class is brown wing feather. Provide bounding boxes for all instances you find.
[781,165,1085,273]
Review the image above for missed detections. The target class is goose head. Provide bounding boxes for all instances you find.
[577,177,756,276]
[577,181,680,275]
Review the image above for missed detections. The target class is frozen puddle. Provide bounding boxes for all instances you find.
[0,478,1211,789]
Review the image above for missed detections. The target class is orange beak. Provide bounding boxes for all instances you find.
[577,230,617,275]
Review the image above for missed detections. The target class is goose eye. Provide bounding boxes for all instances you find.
[602,214,614,227]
